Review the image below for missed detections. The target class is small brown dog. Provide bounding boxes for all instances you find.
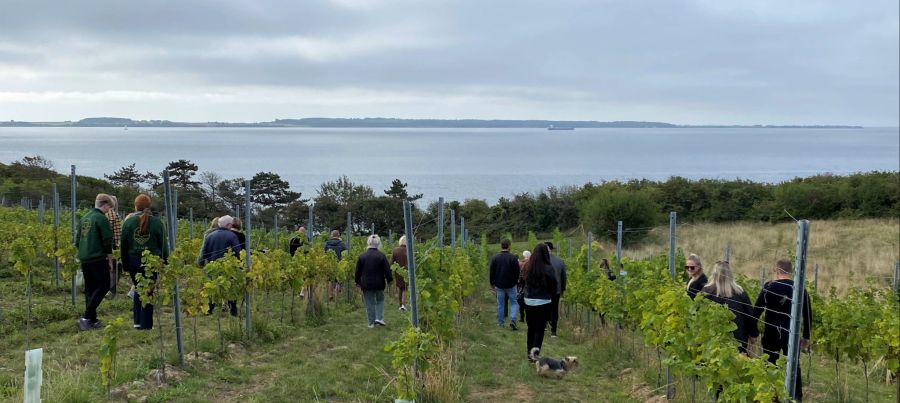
[535,356,579,379]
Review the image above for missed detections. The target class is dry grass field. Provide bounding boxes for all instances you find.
[615,218,900,294]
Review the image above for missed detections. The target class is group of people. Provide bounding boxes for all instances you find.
[76,199,812,398]
[74,190,408,332]
[685,253,813,400]
[489,240,567,361]
[488,243,813,400]
[75,190,265,331]
[75,193,169,331]
[349,233,414,328]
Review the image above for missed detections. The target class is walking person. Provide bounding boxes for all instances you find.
[120,194,168,330]
[545,242,567,337]
[201,215,242,316]
[195,217,219,265]
[231,217,247,252]
[390,235,409,311]
[325,230,347,300]
[516,250,531,323]
[289,226,308,298]
[489,239,521,330]
[519,250,531,268]
[324,229,347,259]
[685,253,707,299]
[752,259,813,401]
[75,194,115,331]
[289,226,308,256]
[598,258,616,327]
[105,195,123,295]
[355,235,393,328]
[521,243,558,361]
[701,261,758,353]
[600,258,616,281]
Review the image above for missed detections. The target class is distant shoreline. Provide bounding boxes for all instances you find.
[0,117,863,129]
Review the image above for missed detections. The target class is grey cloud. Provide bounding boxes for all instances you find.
[0,0,896,125]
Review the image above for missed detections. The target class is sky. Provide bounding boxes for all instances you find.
[0,0,897,126]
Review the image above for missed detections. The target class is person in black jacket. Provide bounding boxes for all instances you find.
[521,243,558,362]
[545,242,567,337]
[324,230,347,260]
[325,230,348,300]
[701,261,759,353]
[685,253,707,299]
[753,259,812,402]
[490,239,521,330]
[355,235,392,328]
[289,226,307,256]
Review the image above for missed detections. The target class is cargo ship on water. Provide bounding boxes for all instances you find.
[547,124,575,130]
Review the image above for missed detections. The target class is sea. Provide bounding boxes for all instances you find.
[1,126,897,203]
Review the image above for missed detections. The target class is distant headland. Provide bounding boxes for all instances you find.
[0,117,863,129]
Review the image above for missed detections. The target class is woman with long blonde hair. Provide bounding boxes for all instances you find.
[701,261,758,353]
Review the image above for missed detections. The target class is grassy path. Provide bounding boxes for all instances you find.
[4,274,894,401]
[146,289,638,402]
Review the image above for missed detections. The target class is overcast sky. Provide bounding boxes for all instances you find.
[0,0,897,126]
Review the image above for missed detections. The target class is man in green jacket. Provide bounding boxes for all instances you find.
[75,193,115,331]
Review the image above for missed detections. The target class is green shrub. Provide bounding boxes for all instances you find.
[578,187,661,243]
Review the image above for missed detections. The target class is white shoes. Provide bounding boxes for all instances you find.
[399,305,407,312]
[368,323,375,329]
[374,319,386,327]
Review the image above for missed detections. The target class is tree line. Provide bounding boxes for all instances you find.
[1,156,896,243]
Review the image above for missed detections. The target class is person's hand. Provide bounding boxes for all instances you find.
[491,287,496,294]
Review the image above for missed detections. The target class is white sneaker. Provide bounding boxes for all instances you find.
[374,319,386,327]
[368,323,375,329]
[399,305,407,312]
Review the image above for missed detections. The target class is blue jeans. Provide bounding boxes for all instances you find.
[363,290,385,324]
[496,286,518,325]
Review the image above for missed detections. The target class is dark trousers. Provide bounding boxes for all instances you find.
[525,303,552,354]
[518,295,526,322]
[764,337,803,401]
[549,294,561,333]
[126,255,155,329]
[82,259,110,323]
[109,257,120,294]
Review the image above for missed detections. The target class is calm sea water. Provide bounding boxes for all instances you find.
[1,127,897,203]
